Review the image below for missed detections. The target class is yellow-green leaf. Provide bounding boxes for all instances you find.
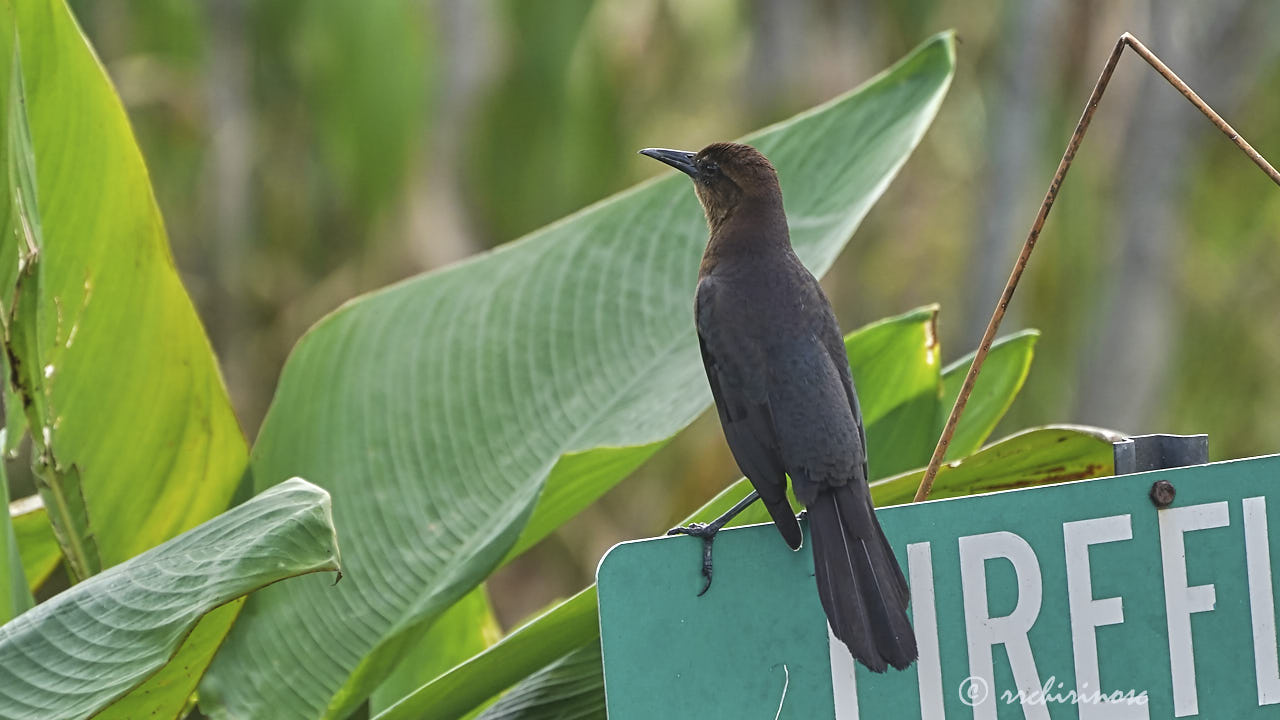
[1,0,248,568]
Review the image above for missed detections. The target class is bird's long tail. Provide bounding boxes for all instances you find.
[808,482,917,672]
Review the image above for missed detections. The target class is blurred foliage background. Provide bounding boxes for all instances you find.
[56,0,1280,627]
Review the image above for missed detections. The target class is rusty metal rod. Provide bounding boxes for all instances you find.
[912,32,1280,503]
[1121,33,1280,185]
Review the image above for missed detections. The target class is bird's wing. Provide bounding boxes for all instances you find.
[695,276,800,548]
[821,304,869,484]
[761,275,867,501]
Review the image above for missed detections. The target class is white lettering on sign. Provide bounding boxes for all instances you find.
[1063,514,1148,720]
[820,495,1278,718]
[907,542,945,719]
[1158,501,1230,717]
[1244,496,1280,706]
[959,531,1048,720]
[829,622,859,719]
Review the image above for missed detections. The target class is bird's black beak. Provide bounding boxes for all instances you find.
[639,148,698,178]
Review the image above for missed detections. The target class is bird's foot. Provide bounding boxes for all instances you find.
[666,522,716,539]
[666,523,718,596]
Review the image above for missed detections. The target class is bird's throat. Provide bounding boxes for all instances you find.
[700,200,792,274]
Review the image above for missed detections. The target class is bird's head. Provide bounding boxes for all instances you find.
[639,142,781,230]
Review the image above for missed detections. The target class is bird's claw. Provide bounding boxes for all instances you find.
[666,522,714,538]
[667,523,717,595]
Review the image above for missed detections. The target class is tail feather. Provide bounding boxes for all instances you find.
[808,483,916,672]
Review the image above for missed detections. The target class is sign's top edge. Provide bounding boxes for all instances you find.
[599,452,1280,573]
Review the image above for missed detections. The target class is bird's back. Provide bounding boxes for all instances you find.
[703,249,863,493]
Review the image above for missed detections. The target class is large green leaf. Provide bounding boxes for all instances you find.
[379,423,1117,720]
[502,440,668,565]
[200,32,956,719]
[0,478,340,720]
[0,0,248,564]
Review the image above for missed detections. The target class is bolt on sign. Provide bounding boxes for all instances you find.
[597,454,1280,718]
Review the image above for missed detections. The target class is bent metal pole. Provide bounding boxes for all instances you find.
[913,32,1280,504]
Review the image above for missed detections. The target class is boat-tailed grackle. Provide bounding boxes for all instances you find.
[641,142,918,673]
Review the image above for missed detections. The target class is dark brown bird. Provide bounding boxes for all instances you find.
[641,142,917,672]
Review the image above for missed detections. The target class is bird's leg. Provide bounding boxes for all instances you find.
[666,490,760,596]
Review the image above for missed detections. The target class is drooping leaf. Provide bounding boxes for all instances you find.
[937,329,1039,459]
[0,478,340,720]
[201,32,957,719]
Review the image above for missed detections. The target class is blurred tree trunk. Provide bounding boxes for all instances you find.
[744,0,807,117]
[966,0,1054,340]
[1073,0,1267,431]
[205,0,254,424]
[403,0,485,271]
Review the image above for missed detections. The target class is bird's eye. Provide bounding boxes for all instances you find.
[702,162,719,177]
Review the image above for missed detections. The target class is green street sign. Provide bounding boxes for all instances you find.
[597,454,1280,718]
